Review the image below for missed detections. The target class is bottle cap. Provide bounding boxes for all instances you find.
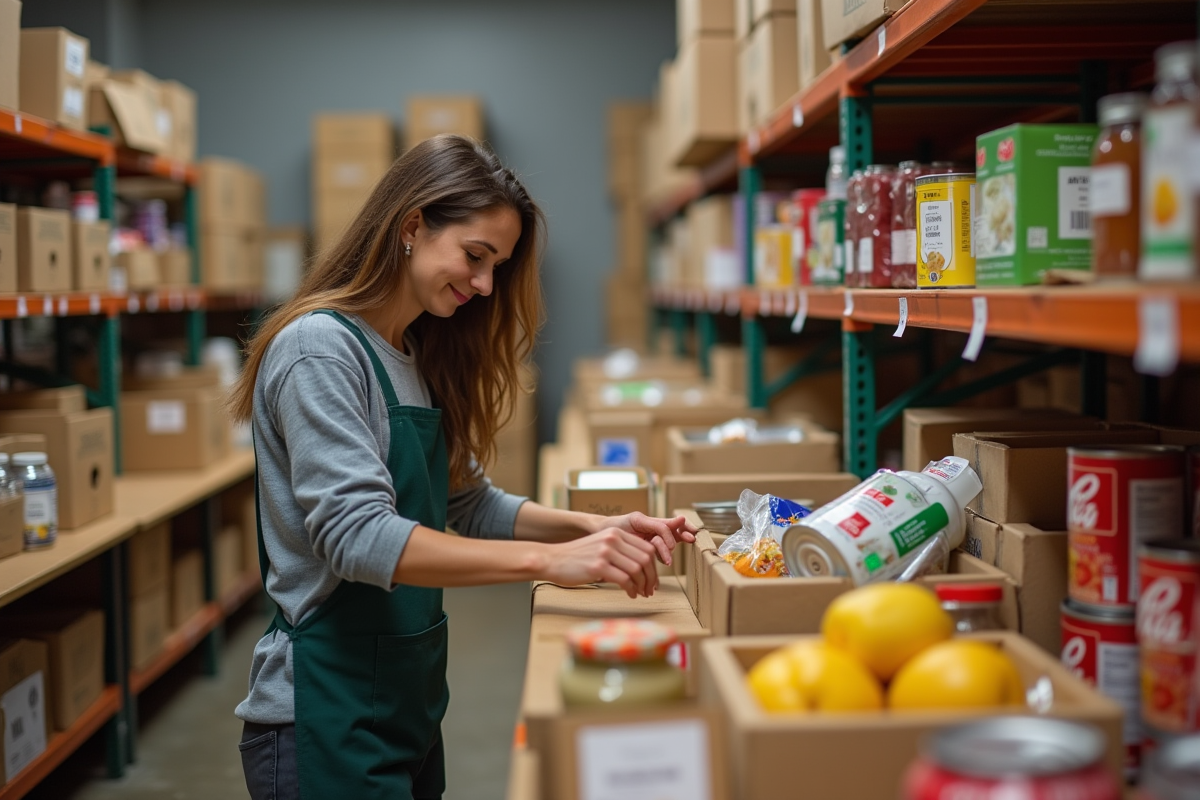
[1097,92,1148,127]
[13,452,47,467]
[922,456,983,509]
[829,145,846,163]
[0,453,9,465]
[566,618,676,663]
[1155,41,1196,84]
[936,583,1004,604]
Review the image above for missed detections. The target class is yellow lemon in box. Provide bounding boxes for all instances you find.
[746,640,883,713]
[821,583,953,682]
[888,639,1025,710]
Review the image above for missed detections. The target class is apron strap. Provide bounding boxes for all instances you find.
[311,310,403,410]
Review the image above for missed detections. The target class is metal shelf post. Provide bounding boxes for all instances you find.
[185,185,205,366]
[696,311,717,377]
[98,314,122,474]
[100,545,129,776]
[740,165,769,408]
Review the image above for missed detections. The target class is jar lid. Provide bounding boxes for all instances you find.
[566,619,677,663]
[1097,92,1148,127]
[0,453,8,465]
[13,452,47,467]
[1155,41,1196,83]
[829,145,846,164]
[936,583,1004,604]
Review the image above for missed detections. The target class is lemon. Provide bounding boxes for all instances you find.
[888,639,1025,710]
[746,640,883,713]
[821,583,953,681]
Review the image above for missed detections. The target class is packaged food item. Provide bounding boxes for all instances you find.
[859,164,896,288]
[1141,42,1198,280]
[1092,93,1148,279]
[844,169,866,286]
[889,160,926,288]
[717,489,811,579]
[1137,539,1200,736]
[16,452,56,550]
[754,224,794,287]
[936,583,1004,633]
[975,123,1098,285]
[559,619,685,707]
[916,173,976,288]
[811,198,846,285]
[790,188,826,286]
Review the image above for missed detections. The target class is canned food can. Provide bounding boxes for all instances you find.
[915,172,976,288]
[1139,539,1200,735]
[1068,446,1185,608]
[904,717,1120,800]
[1140,731,1200,800]
[1061,599,1141,778]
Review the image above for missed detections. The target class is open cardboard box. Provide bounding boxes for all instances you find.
[902,407,1099,473]
[564,466,652,516]
[665,420,840,476]
[699,631,1123,800]
[660,472,859,520]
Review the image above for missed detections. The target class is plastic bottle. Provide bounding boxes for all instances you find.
[826,145,848,200]
[936,583,1005,632]
[15,452,56,550]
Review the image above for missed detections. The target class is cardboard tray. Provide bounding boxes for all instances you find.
[699,631,1124,800]
[665,422,841,476]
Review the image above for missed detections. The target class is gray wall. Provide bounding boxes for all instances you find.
[124,0,674,443]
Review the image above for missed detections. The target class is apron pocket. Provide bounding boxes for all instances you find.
[370,613,450,759]
[239,729,277,800]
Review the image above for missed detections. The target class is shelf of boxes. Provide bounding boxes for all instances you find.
[0,109,113,168]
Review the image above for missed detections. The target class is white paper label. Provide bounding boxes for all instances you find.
[41,296,52,316]
[891,229,917,265]
[758,289,771,316]
[1090,164,1130,218]
[64,38,86,76]
[127,295,140,313]
[784,290,797,316]
[3,671,47,782]
[1058,166,1092,240]
[597,438,637,467]
[748,130,761,153]
[16,297,27,318]
[13,114,20,134]
[145,293,160,312]
[791,291,808,333]
[57,297,68,316]
[577,719,711,800]
[877,27,887,56]
[894,297,908,338]
[1096,640,1141,745]
[89,294,101,315]
[843,241,855,275]
[156,109,173,138]
[858,237,873,274]
[843,292,855,317]
[23,486,56,534]
[147,400,187,434]
[963,296,988,361]
[1134,295,1180,377]
[61,87,84,119]
[792,104,804,128]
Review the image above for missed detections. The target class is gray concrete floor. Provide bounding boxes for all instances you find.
[28,583,531,800]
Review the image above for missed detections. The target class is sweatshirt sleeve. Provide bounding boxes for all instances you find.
[270,353,414,588]
[445,462,528,540]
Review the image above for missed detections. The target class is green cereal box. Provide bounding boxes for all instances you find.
[974,124,1098,285]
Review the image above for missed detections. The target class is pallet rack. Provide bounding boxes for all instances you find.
[648,0,1200,479]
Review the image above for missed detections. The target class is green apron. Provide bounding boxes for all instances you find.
[254,310,450,799]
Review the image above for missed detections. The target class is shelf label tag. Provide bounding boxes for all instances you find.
[748,130,761,154]
[127,296,140,314]
[577,719,711,800]
[57,297,68,316]
[1134,295,1180,377]
[724,293,740,316]
[963,296,988,361]
[41,296,52,317]
[3,671,47,783]
[13,115,20,134]
[792,104,804,128]
[784,291,797,316]
[145,293,160,312]
[187,291,202,310]
[791,292,809,333]
[843,292,855,317]
[894,297,908,338]
[168,292,184,312]
[759,290,771,316]
[16,297,27,318]
[89,294,101,315]
[877,27,887,56]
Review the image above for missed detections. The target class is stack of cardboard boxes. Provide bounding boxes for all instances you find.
[197,158,267,291]
[128,522,171,672]
[311,113,395,252]
[672,0,738,167]
[120,367,231,472]
[605,102,653,350]
[736,0,797,135]
[403,96,485,151]
[487,369,538,500]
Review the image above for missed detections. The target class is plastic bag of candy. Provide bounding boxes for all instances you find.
[717,489,811,578]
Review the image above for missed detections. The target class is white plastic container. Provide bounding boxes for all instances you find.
[15,452,57,550]
[781,456,981,584]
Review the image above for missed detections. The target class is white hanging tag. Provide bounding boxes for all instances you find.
[16,297,27,318]
[146,292,160,312]
[57,296,68,316]
[963,296,988,361]
[42,296,52,316]
[877,27,887,56]
[759,289,771,316]
[843,292,855,317]
[893,296,908,338]
[89,294,101,315]
[784,290,797,316]
[127,295,140,314]
[14,115,21,134]
[748,130,761,154]
[792,104,804,128]
[791,292,809,333]
[1134,295,1180,377]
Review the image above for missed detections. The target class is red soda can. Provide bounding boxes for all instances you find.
[1061,599,1141,779]
[1068,445,1185,607]
[904,717,1120,800]
[1139,539,1200,735]
[790,188,826,286]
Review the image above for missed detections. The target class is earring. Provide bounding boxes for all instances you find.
[404,242,412,256]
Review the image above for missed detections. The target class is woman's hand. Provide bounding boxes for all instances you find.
[540,528,660,599]
[597,512,699,566]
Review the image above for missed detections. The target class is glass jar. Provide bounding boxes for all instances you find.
[935,583,1005,633]
[0,453,22,501]
[1141,41,1199,280]
[889,161,926,288]
[844,169,866,286]
[1092,93,1149,279]
[826,145,848,200]
[861,164,897,287]
[559,618,685,707]
[15,452,56,550]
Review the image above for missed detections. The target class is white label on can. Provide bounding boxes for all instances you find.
[147,400,187,434]
[1090,164,1130,217]
[1128,477,1185,599]
[1096,641,1141,746]
[858,237,873,273]
[578,719,711,800]
[1059,166,1092,240]
[597,438,637,467]
[891,229,916,265]
[64,39,86,76]
[61,87,84,119]
[23,486,57,546]
[2,671,47,783]
[921,200,952,272]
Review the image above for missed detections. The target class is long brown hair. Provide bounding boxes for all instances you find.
[230,134,545,490]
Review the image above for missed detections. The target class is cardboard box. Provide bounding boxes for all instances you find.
[734,0,753,38]
[672,36,738,168]
[18,27,87,130]
[0,0,18,112]
[170,549,205,629]
[752,0,796,21]
[0,433,45,457]
[114,248,158,291]
[129,586,168,671]
[109,69,168,151]
[678,0,735,45]
[71,220,110,291]
[16,207,71,292]
[124,367,220,393]
[699,631,1123,800]
[128,521,170,598]
[964,512,1067,655]
[489,383,537,498]
[198,158,259,228]
[313,112,394,159]
[159,79,196,163]
[565,467,652,516]
[7,609,103,731]
[198,227,246,290]
[709,344,844,432]
[797,0,831,89]
[214,525,242,600]
[405,96,484,150]
[0,638,49,782]
[0,203,15,293]
[952,428,1158,529]
[662,471,859,521]
[157,247,191,286]
[902,407,1101,473]
[0,386,85,414]
[821,0,898,49]
[0,407,114,530]
[666,422,839,475]
[506,747,538,800]
[739,13,798,130]
[120,387,229,471]
[314,154,391,195]
[0,493,21,559]
[87,78,161,152]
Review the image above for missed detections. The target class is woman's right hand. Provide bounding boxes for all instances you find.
[540,528,660,599]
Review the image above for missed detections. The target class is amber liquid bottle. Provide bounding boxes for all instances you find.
[1091,93,1148,279]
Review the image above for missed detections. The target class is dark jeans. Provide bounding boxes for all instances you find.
[239,722,445,800]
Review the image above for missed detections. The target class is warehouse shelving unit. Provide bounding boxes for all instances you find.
[648,0,1199,479]
[0,107,265,796]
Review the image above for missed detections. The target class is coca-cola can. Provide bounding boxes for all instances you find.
[1061,599,1141,779]
[1139,539,1200,735]
[1140,733,1200,800]
[1068,445,1185,608]
[904,717,1120,800]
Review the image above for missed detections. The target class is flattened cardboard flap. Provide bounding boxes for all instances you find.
[91,79,165,152]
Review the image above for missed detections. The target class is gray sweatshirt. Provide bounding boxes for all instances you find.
[235,311,527,724]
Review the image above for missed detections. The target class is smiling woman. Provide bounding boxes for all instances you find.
[222,135,697,800]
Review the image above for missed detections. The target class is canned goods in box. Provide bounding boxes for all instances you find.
[1141,732,1200,800]
[1061,599,1141,778]
[916,172,976,288]
[1068,445,1185,608]
[1139,539,1200,735]
[904,717,1120,800]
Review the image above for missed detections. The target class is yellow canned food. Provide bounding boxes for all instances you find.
[916,173,976,288]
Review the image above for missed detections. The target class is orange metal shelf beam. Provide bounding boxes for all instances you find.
[115,148,197,184]
[0,109,114,166]
[130,603,223,695]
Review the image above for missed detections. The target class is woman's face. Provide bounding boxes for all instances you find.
[406,206,522,318]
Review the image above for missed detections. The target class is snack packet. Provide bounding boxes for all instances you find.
[717,489,811,578]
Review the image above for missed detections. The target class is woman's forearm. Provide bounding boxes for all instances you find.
[511,501,605,543]
[391,525,549,587]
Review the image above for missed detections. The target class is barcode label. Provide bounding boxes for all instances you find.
[10,718,22,740]
[1059,166,1092,240]
[1070,211,1090,232]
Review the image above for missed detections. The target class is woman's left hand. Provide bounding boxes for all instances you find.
[598,513,698,566]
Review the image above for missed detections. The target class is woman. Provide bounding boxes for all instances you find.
[229,134,696,800]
